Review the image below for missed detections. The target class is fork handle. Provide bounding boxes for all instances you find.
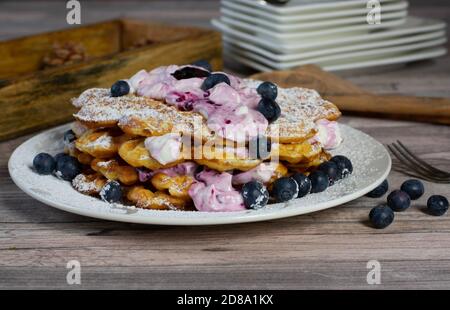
[326,94,450,125]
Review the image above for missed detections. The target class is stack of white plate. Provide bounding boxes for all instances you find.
[212,0,448,71]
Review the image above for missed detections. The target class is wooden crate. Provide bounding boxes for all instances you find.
[0,19,222,141]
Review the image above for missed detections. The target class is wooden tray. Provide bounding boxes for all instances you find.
[0,19,222,141]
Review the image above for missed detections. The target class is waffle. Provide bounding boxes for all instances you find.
[73,80,340,144]
[66,64,343,211]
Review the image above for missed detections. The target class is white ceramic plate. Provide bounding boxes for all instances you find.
[219,15,406,41]
[212,17,447,52]
[225,36,448,69]
[227,0,398,15]
[221,7,408,32]
[227,46,448,71]
[9,124,391,226]
[224,30,446,61]
[222,0,408,23]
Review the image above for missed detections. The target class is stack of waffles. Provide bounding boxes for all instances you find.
[67,63,342,212]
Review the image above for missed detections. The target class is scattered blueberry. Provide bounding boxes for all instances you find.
[309,170,329,193]
[63,129,76,144]
[241,180,269,209]
[257,81,278,100]
[191,59,212,72]
[387,190,411,212]
[33,153,56,175]
[427,195,449,216]
[330,155,353,179]
[369,204,395,229]
[110,80,130,97]
[292,173,311,198]
[54,152,70,163]
[318,161,338,185]
[100,181,122,203]
[400,179,424,200]
[172,66,210,80]
[201,73,230,91]
[249,136,271,159]
[272,177,299,202]
[257,98,281,123]
[55,155,81,181]
[366,179,389,198]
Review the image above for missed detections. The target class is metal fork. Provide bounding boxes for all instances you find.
[387,140,450,183]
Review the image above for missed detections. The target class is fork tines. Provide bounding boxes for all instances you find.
[387,140,450,183]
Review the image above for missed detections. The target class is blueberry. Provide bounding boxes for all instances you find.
[100,181,122,203]
[330,155,353,179]
[387,190,411,212]
[309,170,328,193]
[241,180,269,209]
[33,153,56,175]
[63,129,76,144]
[292,173,311,198]
[272,177,299,202]
[318,161,338,185]
[427,195,449,216]
[257,81,278,100]
[111,80,130,97]
[257,98,281,123]
[172,66,210,80]
[55,155,81,181]
[54,152,70,162]
[249,136,271,159]
[191,60,212,72]
[369,204,395,229]
[366,179,389,198]
[200,73,230,91]
[400,179,424,200]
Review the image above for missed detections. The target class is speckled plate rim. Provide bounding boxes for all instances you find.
[8,123,391,226]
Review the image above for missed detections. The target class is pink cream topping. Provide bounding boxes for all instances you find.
[232,162,278,185]
[128,65,267,142]
[188,169,246,212]
[312,119,342,150]
[137,162,198,182]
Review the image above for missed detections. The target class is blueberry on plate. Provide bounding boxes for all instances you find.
[292,173,311,198]
[257,81,278,100]
[110,80,130,97]
[427,195,449,216]
[318,161,338,185]
[63,129,76,145]
[366,179,389,198]
[54,152,70,162]
[400,179,424,200]
[200,73,230,91]
[172,66,210,80]
[309,170,328,193]
[330,155,353,179]
[33,153,56,175]
[249,136,271,159]
[55,155,81,181]
[100,181,122,203]
[191,59,212,72]
[241,180,269,209]
[272,177,299,202]
[257,98,281,123]
[387,190,411,212]
[369,204,395,229]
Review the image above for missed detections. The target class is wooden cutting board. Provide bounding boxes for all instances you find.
[251,65,450,125]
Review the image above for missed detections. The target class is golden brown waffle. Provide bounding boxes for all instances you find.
[91,158,138,186]
[275,141,323,164]
[72,173,106,196]
[285,151,332,173]
[75,129,132,159]
[126,186,190,210]
[151,173,194,200]
[72,80,340,143]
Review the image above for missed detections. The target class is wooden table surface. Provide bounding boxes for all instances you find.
[1,0,450,290]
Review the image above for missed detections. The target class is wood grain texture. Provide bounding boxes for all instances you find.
[0,0,450,290]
